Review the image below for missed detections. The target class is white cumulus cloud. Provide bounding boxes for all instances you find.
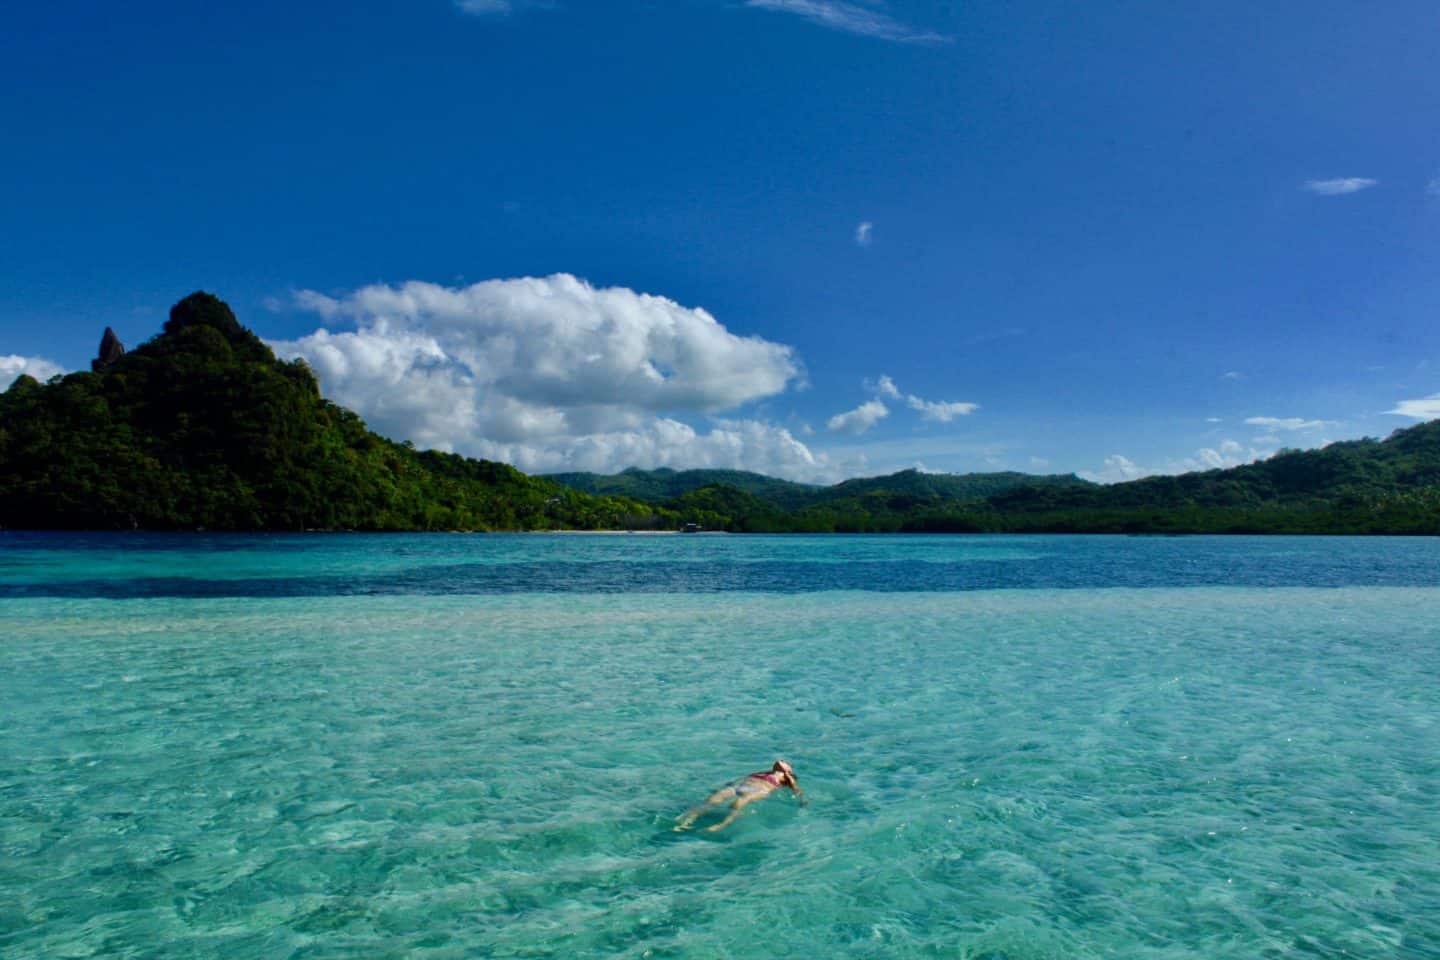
[855,221,874,246]
[827,399,890,435]
[271,274,836,479]
[1302,177,1377,196]
[477,417,832,480]
[1387,394,1440,420]
[0,355,64,390]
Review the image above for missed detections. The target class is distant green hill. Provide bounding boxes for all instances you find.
[807,468,1090,504]
[547,466,1088,510]
[549,434,1440,534]
[985,426,1440,534]
[544,467,820,509]
[0,293,668,532]
[549,466,1095,531]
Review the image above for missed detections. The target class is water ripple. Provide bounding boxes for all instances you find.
[1,542,1438,958]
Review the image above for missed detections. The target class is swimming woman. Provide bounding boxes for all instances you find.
[674,760,803,832]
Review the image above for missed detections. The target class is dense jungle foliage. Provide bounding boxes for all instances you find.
[3,292,1437,534]
[0,293,666,531]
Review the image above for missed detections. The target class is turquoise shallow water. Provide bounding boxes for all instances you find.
[2,535,1438,958]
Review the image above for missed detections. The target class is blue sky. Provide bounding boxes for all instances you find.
[3,0,1439,482]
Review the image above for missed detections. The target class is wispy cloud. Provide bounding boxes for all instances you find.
[858,373,978,423]
[1427,177,1440,198]
[818,433,1008,476]
[1387,394,1440,420]
[456,0,512,14]
[1302,177,1377,196]
[864,373,900,399]
[744,0,947,44]
[454,0,553,16]
[906,396,978,422]
[855,221,874,247]
[1244,416,1332,431]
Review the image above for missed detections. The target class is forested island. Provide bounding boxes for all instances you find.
[0,293,665,531]
[2,293,1437,534]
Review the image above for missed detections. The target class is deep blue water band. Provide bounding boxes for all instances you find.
[3,532,1439,597]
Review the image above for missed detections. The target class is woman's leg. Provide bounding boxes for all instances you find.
[704,790,765,832]
[674,785,739,830]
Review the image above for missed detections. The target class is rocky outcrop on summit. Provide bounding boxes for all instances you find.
[91,327,126,371]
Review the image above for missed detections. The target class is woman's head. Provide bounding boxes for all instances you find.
[773,759,797,786]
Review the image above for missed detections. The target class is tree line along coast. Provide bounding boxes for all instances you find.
[2,293,1437,534]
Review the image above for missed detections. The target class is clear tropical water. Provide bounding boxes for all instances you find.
[2,533,1437,959]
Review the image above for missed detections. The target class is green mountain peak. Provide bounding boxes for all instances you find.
[0,293,663,532]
